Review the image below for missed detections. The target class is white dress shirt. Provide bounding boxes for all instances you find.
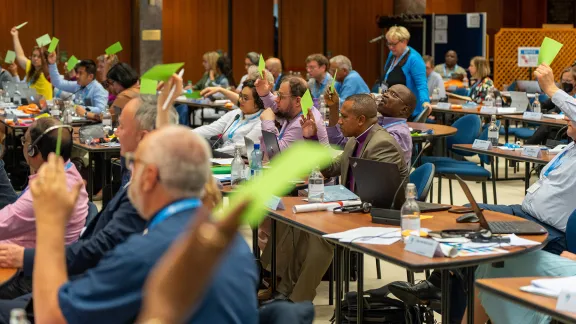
[427,71,446,98]
[193,109,263,155]
[521,89,576,231]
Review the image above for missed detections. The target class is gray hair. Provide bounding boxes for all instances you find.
[247,66,274,84]
[246,52,259,66]
[142,126,212,199]
[329,55,352,71]
[135,94,179,131]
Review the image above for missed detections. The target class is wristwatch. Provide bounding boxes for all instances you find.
[84,111,89,118]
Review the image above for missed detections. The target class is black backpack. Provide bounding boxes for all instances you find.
[331,284,434,324]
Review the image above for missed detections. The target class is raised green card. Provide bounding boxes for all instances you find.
[141,63,185,81]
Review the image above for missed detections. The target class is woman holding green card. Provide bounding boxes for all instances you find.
[10,27,52,100]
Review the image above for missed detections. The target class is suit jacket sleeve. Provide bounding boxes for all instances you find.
[366,133,406,174]
[22,193,145,277]
[322,139,355,178]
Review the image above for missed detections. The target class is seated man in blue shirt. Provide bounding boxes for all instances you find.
[47,51,108,121]
[28,125,258,324]
[329,55,370,106]
[0,95,179,301]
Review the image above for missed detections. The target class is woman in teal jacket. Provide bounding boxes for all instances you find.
[382,26,430,119]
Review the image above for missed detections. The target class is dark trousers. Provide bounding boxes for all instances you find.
[176,104,190,126]
[525,125,552,145]
[0,273,31,300]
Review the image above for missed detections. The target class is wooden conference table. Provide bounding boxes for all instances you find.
[505,114,568,128]
[174,98,229,127]
[452,144,555,191]
[476,277,576,324]
[265,197,547,324]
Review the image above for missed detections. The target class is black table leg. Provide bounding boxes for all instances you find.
[524,161,530,192]
[101,153,110,208]
[271,219,277,293]
[441,269,451,324]
[466,267,475,324]
[344,249,350,293]
[356,253,364,323]
[252,226,260,259]
[334,245,342,324]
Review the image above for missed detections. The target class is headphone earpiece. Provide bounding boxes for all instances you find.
[27,144,37,157]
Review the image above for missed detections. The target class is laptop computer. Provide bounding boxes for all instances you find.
[448,174,547,234]
[262,130,281,160]
[244,136,254,163]
[349,158,452,225]
[516,80,542,94]
[509,91,530,112]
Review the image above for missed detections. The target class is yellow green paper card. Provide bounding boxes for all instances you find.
[301,89,314,117]
[214,141,334,226]
[331,69,337,92]
[105,42,123,55]
[258,54,265,78]
[36,34,51,47]
[4,51,15,64]
[538,37,563,65]
[15,22,28,30]
[67,56,78,72]
[140,78,158,95]
[184,91,202,99]
[47,37,59,53]
[141,63,185,81]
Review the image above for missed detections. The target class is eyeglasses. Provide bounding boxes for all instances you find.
[239,94,253,102]
[386,41,400,47]
[275,91,293,100]
[385,89,406,105]
[20,136,29,146]
[123,152,161,181]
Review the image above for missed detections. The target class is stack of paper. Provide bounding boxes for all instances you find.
[543,114,565,120]
[521,276,576,297]
[323,227,401,245]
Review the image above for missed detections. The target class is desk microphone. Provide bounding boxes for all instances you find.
[371,139,431,225]
[369,35,385,43]
[61,86,86,102]
[211,114,240,149]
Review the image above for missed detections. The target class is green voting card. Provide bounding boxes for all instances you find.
[15,22,27,30]
[66,55,78,72]
[55,127,63,157]
[214,141,334,226]
[330,69,337,92]
[36,34,51,47]
[140,78,158,95]
[47,37,59,53]
[301,89,314,117]
[141,63,184,81]
[4,51,15,64]
[184,91,202,99]
[105,42,123,55]
[258,54,265,78]
[538,37,563,65]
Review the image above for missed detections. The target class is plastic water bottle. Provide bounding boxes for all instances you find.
[101,108,112,126]
[432,87,440,101]
[400,183,420,242]
[462,77,469,89]
[231,143,245,188]
[483,87,495,107]
[308,167,324,203]
[319,94,328,121]
[250,143,263,178]
[10,308,29,324]
[532,95,541,114]
[12,85,20,106]
[488,115,499,147]
[495,96,503,108]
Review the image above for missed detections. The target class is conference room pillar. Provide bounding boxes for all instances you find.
[132,0,164,74]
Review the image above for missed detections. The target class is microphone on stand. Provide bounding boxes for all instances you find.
[371,139,431,225]
[211,114,241,150]
[369,35,385,43]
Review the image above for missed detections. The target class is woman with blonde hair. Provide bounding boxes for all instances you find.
[382,25,430,119]
[468,56,494,103]
[192,51,229,91]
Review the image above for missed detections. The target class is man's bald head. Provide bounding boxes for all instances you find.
[265,57,282,77]
[138,126,212,199]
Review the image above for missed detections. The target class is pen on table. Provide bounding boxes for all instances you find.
[162,68,185,111]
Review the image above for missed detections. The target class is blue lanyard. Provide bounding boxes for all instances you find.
[20,162,73,198]
[278,112,303,140]
[385,48,409,82]
[383,120,407,129]
[227,111,263,140]
[148,198,202,231]
[543,148,570,178]
[443,64,459,78]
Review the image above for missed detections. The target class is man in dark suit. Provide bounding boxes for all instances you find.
[267,94,406,303]
[0,95,178,300]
